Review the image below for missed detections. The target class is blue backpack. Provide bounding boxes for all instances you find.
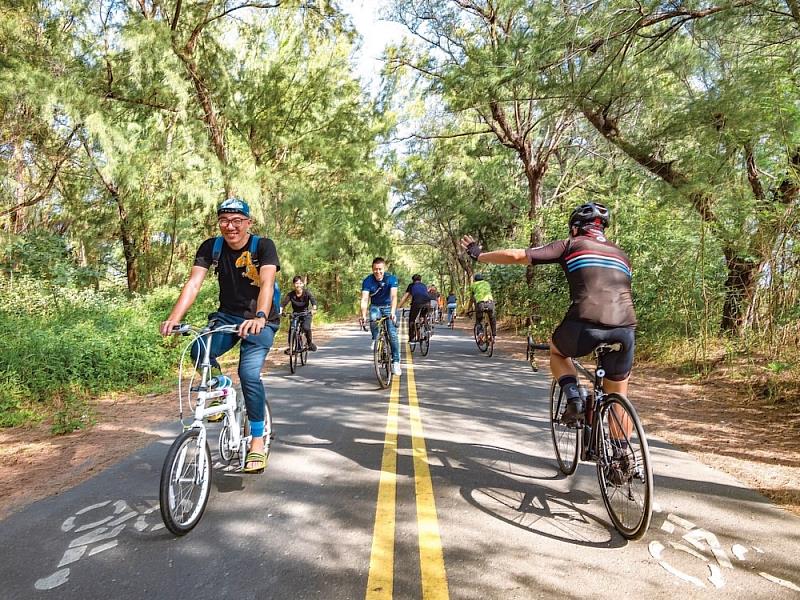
[212,235,280,312]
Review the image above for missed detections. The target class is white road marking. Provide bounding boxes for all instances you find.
[88,540,119,556]
[34,569,70,590]
[57,547,87,568]
[759,572,800,592]
[731,544,748,561]
[708,564,724,589]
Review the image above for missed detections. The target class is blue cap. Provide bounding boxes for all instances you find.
[217,197,251,218]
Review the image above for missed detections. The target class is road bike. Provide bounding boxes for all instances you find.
[468,310,495,357]
[361,315,394,389]
[531,341,653,539]
[284,310,312,374]
[159,321,274,535]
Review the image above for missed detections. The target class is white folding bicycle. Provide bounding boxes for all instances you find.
[159,321,273,535]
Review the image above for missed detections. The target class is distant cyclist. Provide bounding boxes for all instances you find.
[427,285,441,322]
[360,257,401,377]
[445,291,457,325]
[466,273,496,340]
[461,202,636,426]
[398,274,431,342]
[281,276,318,353]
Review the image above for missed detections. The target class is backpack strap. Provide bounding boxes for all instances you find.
[247,234,281,313]
[212,236,224,274]
[249,234,260,269]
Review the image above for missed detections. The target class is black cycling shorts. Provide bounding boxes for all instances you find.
[552,319,635,381]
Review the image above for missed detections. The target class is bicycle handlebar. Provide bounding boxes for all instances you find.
[170,322,241,336]
[283,310,312,319]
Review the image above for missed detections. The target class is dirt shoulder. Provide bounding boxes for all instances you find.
[1,321,797,521]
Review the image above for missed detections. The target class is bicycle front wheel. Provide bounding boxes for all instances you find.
[299,332,308,366]
[374,334,392,388]
[549,379,580,475]
[160,428,212,536]
[288,328,297,374]
[596,393,653,540]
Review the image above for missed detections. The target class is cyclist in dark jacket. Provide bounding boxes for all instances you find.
[281,276,318,352]
[398,274,432,341]
[461,202,635,425]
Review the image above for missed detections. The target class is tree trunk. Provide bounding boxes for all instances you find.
[114,192,139,293]
[524,160,544,285]
[720,247,759,333]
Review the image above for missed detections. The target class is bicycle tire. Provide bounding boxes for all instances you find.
[420,327,430,356]
[160,428,212,536]
[549,379,580,475]
[288,327,297,374]
[299,331,308,366]
[374,332,392,388]
[474,322,489,353]
[595,393,653,540]
[526,335,537,371]
[487,330,494,357]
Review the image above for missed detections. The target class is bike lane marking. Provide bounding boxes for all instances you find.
[365,369,400,599]
[406,340,450,600]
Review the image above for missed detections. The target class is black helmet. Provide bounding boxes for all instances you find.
[473,273,485,281]
[569,202,610,230]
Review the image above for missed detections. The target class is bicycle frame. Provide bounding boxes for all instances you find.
[177,324,251,472]
[287,311,312,349]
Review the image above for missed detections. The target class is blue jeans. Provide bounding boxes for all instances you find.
[447,303,456,323]
[191,311,278,424]
[369,305,400,363]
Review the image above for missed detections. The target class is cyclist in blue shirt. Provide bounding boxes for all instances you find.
[398,273,431,342]
[360,257,401,376]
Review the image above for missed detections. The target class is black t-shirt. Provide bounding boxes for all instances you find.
[525,233,636,328]
[194,235,281,321]
[282,289,317,312]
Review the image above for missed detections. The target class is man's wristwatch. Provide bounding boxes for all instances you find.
[255,311,267,321]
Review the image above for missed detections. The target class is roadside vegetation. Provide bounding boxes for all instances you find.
[1,1,798,433]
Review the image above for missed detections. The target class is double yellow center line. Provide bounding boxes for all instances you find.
[366,322,449,599]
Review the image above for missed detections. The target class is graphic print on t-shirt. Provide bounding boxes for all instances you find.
[235,251,260,287]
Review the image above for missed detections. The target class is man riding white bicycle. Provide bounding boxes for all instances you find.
[461,202,636,428]
[160,197,280,474]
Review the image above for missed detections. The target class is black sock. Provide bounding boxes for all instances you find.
[558,376,580,401]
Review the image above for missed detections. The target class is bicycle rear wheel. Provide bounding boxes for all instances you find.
[596,393,653,540]
[474,322,488,352]
[160,428,212,535]
[549,379,580,475]
[420,327,430,356]
[374,333,392,388]
[288,328,297,374]
[487,330,494,357]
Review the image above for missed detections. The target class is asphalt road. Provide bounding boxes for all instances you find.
[1,321,799,599]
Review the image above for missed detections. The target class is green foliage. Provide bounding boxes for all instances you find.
[0,277,197,432]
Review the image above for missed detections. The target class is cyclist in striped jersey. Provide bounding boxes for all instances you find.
[461,202,636,425]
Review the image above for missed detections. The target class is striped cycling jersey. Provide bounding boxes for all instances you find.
[525,233,636,327]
